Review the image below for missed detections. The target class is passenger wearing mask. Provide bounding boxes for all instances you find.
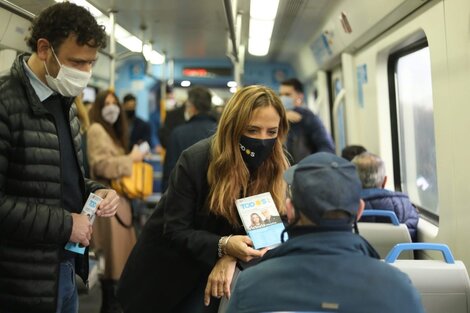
[0,3,120,313]
[157,85,186,149]
[226,153,425,313]
[280,78,335,163]
[87,90,146,313]
[352,152,419,241]
[122,93,152,150]
[161,86,217,192]
[118,85,290,313]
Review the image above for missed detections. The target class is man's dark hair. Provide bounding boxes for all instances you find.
[281,78,304,94]
[341,145,367,161]
[26,2,107,52]
[123,94,136,103]
[188,86,212,113]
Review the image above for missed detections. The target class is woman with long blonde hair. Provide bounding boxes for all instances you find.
[118,85,289,313]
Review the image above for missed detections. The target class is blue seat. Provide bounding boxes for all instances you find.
[386,243,470,313]
[358,210,413,259]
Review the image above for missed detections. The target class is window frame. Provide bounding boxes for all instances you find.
[387,37,439,223]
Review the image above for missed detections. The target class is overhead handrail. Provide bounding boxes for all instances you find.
[0,0,34,20]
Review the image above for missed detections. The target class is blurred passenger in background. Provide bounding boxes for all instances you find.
[280,78,335,163]
[0,3,120,313]
[161,86,217,192]
[352,152,419,241]
[157,85,186,150]
[226,153,425,313]
[118,85,290,313]
[76,94,91,177]
[88,90,146,313]
[122,93,152,150]
[341,144,367,161]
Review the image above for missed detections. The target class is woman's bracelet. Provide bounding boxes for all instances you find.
[217,234,233,258]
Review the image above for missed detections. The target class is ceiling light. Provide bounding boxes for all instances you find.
[227,81,237,88]
[248,38,270,56]
[56,0,164,63]
[250,0,279,20]
[249,19,275,39]
[248,0,279,57]
[181,80,191,87]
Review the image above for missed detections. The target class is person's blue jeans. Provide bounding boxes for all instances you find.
[56,260,78,313]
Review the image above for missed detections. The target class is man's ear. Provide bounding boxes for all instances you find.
[296,92,304,106]
[36,38,50,61]
[381,176,388,189]
[356,199,365,221]
[286,198,296,223]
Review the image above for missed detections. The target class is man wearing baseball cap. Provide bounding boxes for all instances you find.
[226,152,425,313]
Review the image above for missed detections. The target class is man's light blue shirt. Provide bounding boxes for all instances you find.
[22,57,54,102]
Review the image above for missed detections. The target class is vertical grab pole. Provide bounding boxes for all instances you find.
[109,10,116,90]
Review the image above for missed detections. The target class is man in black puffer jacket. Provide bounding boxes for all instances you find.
[0,3,120,313]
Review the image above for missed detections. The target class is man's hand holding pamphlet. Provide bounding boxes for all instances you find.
[235,192,286,249]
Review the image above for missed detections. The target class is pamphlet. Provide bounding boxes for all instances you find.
[235,192,286,249]
[64,192,102,254]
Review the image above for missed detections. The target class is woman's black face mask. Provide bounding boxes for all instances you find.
[239,135,276,172]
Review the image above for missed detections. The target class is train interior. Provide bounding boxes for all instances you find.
[1,0,470,311]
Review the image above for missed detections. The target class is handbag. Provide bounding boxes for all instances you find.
[111,162,153,199]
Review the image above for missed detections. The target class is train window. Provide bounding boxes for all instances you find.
[388,39,439,218]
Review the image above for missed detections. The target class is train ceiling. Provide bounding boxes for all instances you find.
[5,0,333,62]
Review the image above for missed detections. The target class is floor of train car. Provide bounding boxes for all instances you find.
[78,200,158,312]
[79,284,101,313]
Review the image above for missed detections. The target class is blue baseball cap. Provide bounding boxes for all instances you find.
[283,152,362,225]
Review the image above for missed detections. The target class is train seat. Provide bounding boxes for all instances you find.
[358,210,413,259]
[385,243,470,313]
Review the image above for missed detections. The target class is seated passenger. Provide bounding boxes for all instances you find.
[341,144,367,161]
[352,152,419,241]
[226,152,425,313]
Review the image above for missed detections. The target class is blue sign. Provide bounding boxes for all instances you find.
[356,64,368,107]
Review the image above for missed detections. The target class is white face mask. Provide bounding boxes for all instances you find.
[102,104,120,124]
[44,47,92,97]
[280,95,295,111]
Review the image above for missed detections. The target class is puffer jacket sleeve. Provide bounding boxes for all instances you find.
[0,103,72,245]
[394,195,419,242]
[87,123,133,180]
